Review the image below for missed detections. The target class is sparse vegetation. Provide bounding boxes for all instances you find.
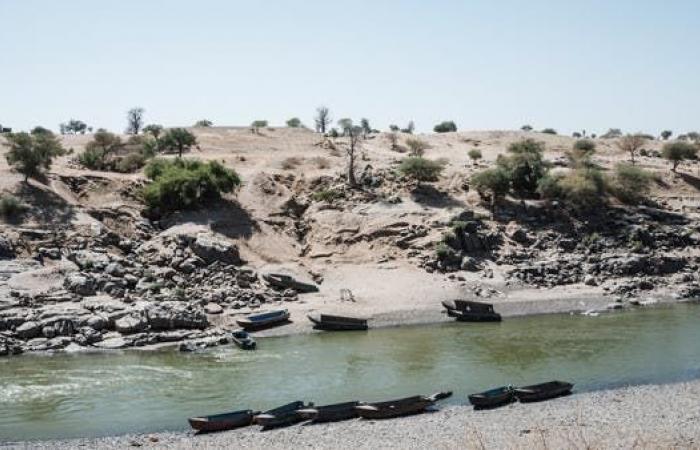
[280,157,302,170]
[143,158,240,213]
[568,139,596,166]
[194,120,213,127]
[79,130,122,170]
[3,128,65,182]
[312,188,343,203]
[496,139,548,196]
[539,167,607,210]
[401,121,415,134]
[661,130,673,140]
[398,157,445,182]
[433,121,457,133]
[662,142,698,172]
[541,128,557,135]
[521,125,533,131]
[59,119,88,135]
[601,128,623,139]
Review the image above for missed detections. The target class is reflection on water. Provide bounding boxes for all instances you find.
[1,304,699,441]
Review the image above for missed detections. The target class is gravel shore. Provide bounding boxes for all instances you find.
[7,380,699,449]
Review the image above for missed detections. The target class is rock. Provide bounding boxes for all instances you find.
[0,235,15,259]
[506,222,530,245]
[42,325,56,338]
[15,321,41,339]
[583,275,598,286]
[64,274,97,296]
[204,303,223,314]
[86,315,108,331]
[114,314,147,334]
[146,303,208,331]
[94,336,129,349]
[190,234,241,266]
[105,263,125,277]
[607,303,624,310]
[460,256,480,272]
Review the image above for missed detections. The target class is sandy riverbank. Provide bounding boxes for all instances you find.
[7,380,699,449]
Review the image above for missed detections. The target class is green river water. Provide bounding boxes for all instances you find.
[1,304,699,442]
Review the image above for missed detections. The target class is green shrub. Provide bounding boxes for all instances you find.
[398,157,444,181]
[468,149,482,162]
[286,117,302,128]
[312,188,343,203]
[4,129,65,182]
[496,139,548,196]
[0,194,27,219]
[662,142,698,172]
[77,146,105,170]
[610,163,652,204]
[541,128,557,135]
[433,121,457,133]
[194,120,212,127]
[405,138,430,157]
[568,139,596,167]
[557,167,607,209]
[471,167,510,203]
[115,152,147,173]
[537,173,565,199]
[142,159,241,212]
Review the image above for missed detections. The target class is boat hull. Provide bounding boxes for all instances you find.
[514,381,574,403]
[236,310,291,331]
[454,311,502,322]
[188,410,256,432]
[468,387,514,409]
[254,401,308,430]
[355,392,450,420]
[297,401,360,423]
[308,315,368,331]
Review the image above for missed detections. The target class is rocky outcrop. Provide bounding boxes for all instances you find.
[190,234,241,266]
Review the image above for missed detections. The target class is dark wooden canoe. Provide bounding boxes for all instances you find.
[307,313,368,331]
[296,401,360,423]
[236,309,290,331]
[468,386,514,409]
[443,300,501,322]
[263,273,319,293]
[355,391,452,420]
[231,329,256,350]
[254,401,309,430]
[188,409,258,432]
[514,381,574,403]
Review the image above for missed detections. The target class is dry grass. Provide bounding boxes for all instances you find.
[280,156,303,170]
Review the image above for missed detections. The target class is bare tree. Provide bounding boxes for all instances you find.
[126,107,145,135]
[617,134,646,165]
[346,125,363,187]
[314,106,331,134]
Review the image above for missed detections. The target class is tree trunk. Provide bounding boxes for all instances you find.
[347,153,357,187]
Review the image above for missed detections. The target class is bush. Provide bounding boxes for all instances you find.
[312,188,343,203]
[496,139,548,196]
[468,149,482,163]
[433,121,457,133]
[521,125,533,131]
[286,117,302,128]
[4,129,65,182]
[115,152,147,173]
[79,130,123,170]
[194,120,213,127]
[536,173,565,199]
[398,157,444,181]
[541,128,557,135]
[405,138,430,157]
[601,128,623,139]
[471,167,510,204]
[610,163,652,205]
[280,157,302,170]
[557,167,607,209]
[142,159,241,212]
[0,194,27,219]
[160,128,197,158]
[662,142,698,172]
[568,139,596,166]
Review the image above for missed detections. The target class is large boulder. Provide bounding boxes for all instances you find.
[114,314,148,334]
[190,234,241,266]
[0,235,15,259]
[64,273,97,296]
[15,321,41,339]
[146,302,208,331]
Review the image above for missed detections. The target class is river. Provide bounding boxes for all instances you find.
[1,303,699,442]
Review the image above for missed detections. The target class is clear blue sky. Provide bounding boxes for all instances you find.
[2,0,698,135]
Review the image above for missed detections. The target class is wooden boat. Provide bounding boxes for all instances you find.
[263,273,319,293]
[355,391,452,420]
[442,300,501,322]
[231,329,256,350]
[296,401,360,423]
[307,313,368,331]
[188,409,258,432]
[514,381,574,403]
[236,309,290,331]
[254,401,309,430]
[468,386,514,409]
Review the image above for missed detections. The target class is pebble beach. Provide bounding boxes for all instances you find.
[6,380,699,449]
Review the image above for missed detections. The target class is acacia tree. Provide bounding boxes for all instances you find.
[250,120,268,135]
[60,119,88,135]
[143,124,164,140]
[126,107,145,134]
[4,129,65,182]
[84,130,122,168]
[661,130,673,140]
[360,118,371,137]
[662,142,698,172]
[161,128,197,158]
[314,106,331,134]
[406,138,430,157]
[617,134,645,165]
